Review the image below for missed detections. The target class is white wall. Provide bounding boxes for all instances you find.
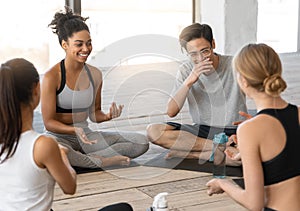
[197,0,258,55]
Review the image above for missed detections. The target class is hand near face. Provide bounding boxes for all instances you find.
[107,102,124,120]
[185,58,214,86]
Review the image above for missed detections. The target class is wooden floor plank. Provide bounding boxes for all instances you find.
[53,188,151,211]
[164,190,247,211]
[54,166,209,200]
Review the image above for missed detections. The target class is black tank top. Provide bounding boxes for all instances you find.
[258,104,300,186]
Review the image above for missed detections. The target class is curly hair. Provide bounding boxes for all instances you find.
[48,6,89,46]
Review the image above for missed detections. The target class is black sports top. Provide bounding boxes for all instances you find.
[56,59,95,113]
[258,104,300,186]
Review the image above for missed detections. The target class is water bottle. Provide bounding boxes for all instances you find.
[146,192,169,211]
[210,132,228,178]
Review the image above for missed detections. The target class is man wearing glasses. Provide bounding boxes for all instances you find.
[147,23,247,165]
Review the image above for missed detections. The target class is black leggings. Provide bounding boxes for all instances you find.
[98,203,133,211]
[166,122,237,140]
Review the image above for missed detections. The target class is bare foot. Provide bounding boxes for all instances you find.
[166,149,242,167]
[92,155,130,167]
[165,150,203,159]
[165,150,187,159]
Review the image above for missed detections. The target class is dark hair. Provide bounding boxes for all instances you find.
[48,6,89,46]
[0,58,39,163]
[179,23,213,50]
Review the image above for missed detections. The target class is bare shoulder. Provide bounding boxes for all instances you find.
[237,115,267,145]
[238,115,260,130]
[238,113,285,144]
[42,63,61,84]
[86,64,103,85]
[35,135,59,153]
[86,64,102,76]
[34,135,60,168]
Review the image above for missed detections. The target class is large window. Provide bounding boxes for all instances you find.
[0,1,192,73]
[257,0,299,53]
[0,0,64,73]
[2,0,299,74]
[81,0,192,66]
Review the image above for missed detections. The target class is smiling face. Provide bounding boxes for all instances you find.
[186,37,215,64]
[62,30,92,63]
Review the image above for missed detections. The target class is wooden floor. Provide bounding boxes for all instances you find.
[48,53,300,211]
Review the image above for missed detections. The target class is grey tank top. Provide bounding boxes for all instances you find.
[56,59,94,113]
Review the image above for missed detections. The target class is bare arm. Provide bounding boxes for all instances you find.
[89,67,123,123]
[207,120,265,210]
[34,136,77,195]
[41,68,76,135]
[167,83,190,117]
[89,68,109,122]
[167,59,213,117]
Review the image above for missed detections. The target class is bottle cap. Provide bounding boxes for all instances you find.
[213,132,228,144]
[153,192,168,209]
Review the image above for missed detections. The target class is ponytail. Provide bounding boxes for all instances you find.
[0,64,22,163]
[0,58,39,163]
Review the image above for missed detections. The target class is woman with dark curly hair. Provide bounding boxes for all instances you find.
[41,7,149,169]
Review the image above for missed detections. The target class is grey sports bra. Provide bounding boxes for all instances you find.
[56,59,94,113]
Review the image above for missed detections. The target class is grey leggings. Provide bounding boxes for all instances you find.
[45,122,149,168]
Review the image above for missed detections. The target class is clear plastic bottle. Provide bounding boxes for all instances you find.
[211,132,228,178]
[146,192,169,211]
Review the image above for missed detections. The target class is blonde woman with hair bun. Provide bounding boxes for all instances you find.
[206,43,300,211]
[233,43,286,97]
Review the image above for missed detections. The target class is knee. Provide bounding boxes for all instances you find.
[146,124,169,146]
[146,124,159,142]
[137,133,150,151]
[129,133,149,157]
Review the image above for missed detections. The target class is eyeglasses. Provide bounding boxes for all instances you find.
[187,47,212,60]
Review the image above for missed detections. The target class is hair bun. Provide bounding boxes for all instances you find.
[263,73,287,97]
